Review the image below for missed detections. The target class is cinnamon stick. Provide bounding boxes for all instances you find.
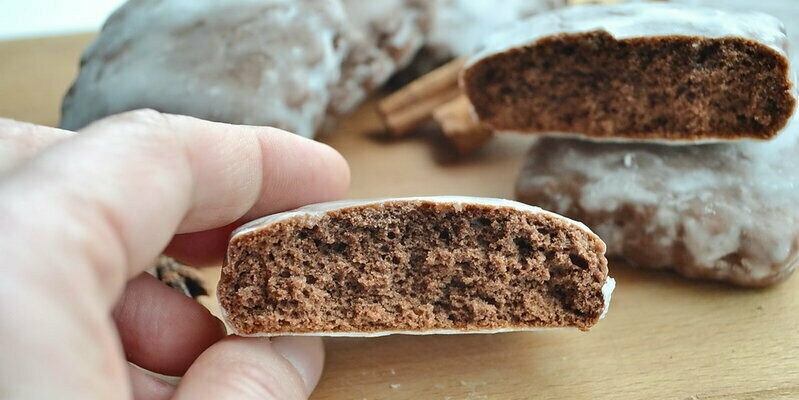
[378,57,466,136]
[433,95,493,155]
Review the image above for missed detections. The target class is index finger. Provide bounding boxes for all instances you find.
[0,109,349,303]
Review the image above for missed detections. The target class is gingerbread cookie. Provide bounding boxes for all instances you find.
[516,117,799,287]
[60,0,429,137]
[218,197,614,336]
[462,3,796,142]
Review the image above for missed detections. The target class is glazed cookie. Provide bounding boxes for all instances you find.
[462,3,796,142]
[332,0,432,114]
[61,0,429,137]
[218,197,614,336]
[515,117,799,287]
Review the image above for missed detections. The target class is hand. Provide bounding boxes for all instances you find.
[0,110,350,399]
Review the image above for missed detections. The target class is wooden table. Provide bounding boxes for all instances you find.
[1,34,797,400]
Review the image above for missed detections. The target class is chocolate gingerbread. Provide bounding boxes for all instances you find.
[462,3,796,142]
[218,197,614,336]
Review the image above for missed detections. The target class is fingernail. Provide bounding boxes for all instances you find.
[271,336,326,395]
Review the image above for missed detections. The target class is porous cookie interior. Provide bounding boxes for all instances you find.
[463,31,795,140]
[219,201,608,335]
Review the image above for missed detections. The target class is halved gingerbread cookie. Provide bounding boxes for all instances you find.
[218,197,614,336]
[462,3,796,142]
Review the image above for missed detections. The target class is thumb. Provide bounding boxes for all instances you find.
[173,336,324,400]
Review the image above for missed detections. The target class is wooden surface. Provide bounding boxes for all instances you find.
[1,34,798,400]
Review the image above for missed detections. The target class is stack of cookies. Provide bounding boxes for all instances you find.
[460,3,798,286]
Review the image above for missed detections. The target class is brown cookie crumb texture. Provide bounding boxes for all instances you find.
[463,31,795,141]
[219,202,608,335]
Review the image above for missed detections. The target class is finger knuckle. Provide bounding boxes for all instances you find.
[90,109,186,164]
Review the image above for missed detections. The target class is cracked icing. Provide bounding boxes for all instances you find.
[60,0,428,137]
[516,116,799,286]
[62,0,344,136]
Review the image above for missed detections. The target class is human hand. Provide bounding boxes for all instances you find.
[0,110,350,399]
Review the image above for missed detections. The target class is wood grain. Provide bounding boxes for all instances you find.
[1,34,797,400]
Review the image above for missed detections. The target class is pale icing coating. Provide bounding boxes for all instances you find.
[517,116,799,286]
[62,0,343,136]
[599,276,615,319]
[666,0,799,59]
[333,0,431,114]
[470,2,791,68]
[496,129,759,147]
[61,0,428,137]
[223,196,614,336]
[426,0,564,58]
